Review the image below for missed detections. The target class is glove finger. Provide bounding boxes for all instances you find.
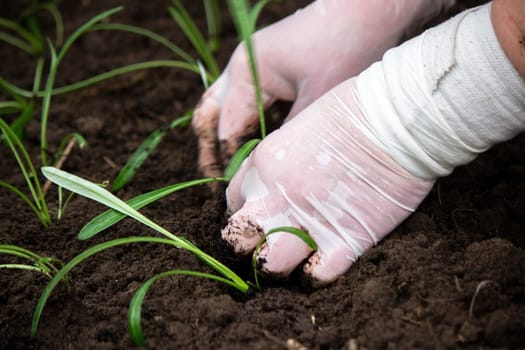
[284,91,317,123]
[192,78,225,178]
[302,241,358,288]
[221,200,268,255]
[256,229,313,278]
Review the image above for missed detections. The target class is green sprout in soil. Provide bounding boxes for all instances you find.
[1,4,219,225]
[111,114,193,192]
[0,244,69,287]
[36,166,250,345]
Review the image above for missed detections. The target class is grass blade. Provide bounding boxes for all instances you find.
[203,0,221,51]
[169,0,220,78]
[31,236,183,336]
[41,167,249,292]
[41,167,180,242]
[267,226,317,250]
[227,0,266,138]
[91,22,195,64]
[55,7,123,65]
[224,138,260,181]
[0,31,35,54]
[129,269,237,346]
[80,177,225,240]
[0,118,50,226]
[0,244,65,280]
[112,114,192,192]
[41,60,199,97]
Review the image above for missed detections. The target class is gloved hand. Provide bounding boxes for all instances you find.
[220,2,525,287]
[221,79,434,287]
[193,0,456,177]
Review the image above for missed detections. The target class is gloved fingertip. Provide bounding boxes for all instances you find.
[221,212,264,255]
[302,248,357,289]
[255,233,313,278]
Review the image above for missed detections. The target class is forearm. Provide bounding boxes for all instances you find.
[354,2,525,179]
[492,0,525,79]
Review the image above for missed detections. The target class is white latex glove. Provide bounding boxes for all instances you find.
[221,3,525,287]
[193,0,455,177]
[222,79,434,286]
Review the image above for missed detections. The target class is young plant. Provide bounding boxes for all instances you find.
[169,0,221,85]
[227,0,272,139]
[0,244,68,286]
[1,5,209,224]
[34,167,250,343]
[110,0,225,192]
[111,114,192,192]
[0,118,51,226]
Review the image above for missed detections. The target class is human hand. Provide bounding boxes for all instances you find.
[220,1,525,287]
[221,78,435,287]
[193,0,455,178]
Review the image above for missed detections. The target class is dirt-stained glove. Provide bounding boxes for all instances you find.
[193,0,456,178]
[221,3,525,287]
[222,79,435,287]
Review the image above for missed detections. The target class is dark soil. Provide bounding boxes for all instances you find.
[1,1,524,349]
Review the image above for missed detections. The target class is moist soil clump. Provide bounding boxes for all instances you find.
[1,1,523,349]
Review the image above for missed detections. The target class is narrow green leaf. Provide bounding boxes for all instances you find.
[112,129,165,191]
[0,31,34,54]
[41,60,199,97]
[41,167,249,293]
[203,0,222,51]
[1,118,50,226]
[227,0,266,138]
[224,138,260,181]
[267,226,317,250]
[169,0,220,78]
[249,0,275,27]
[91,22,195,64]
[40,38,58,166]
[41,167,181,242]
[31,236,184,336]
[80,177,225,240]
[56,7,123,65]
[112,114,193,192]
[129,269,235,346]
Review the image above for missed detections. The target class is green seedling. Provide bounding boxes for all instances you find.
[228,0,273,139]
[223,138,260,180]
[39,166,314,345]
[0,244,68,287]
[35,167,250,340]
[112,114,192,192]
[2,5,214,224]
[128,269,233,346]
[81,177,224,240]
[0,118,51,226]
[203,0,222,52]
[169,0,221,84]
[111,0,225,191]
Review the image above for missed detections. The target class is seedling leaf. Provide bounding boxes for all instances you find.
[129,269,236,346]
[112,114,192,192]
[80,177,225,240]
[224,138,260,181]
[31,236,183,336]
[41,167,249,293]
